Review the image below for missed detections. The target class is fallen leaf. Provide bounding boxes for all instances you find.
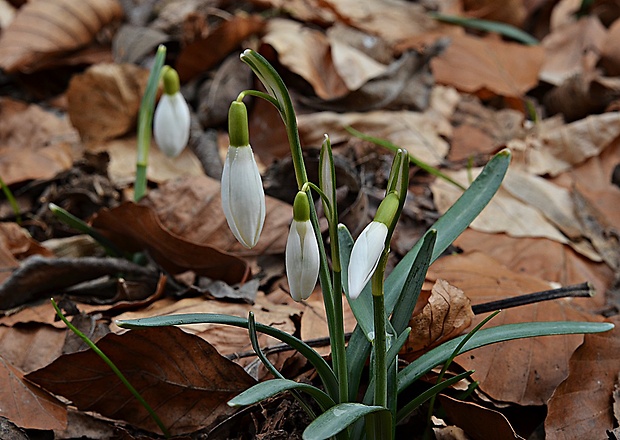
[263,18,349,100]
[67,63,150,141]
[427,251,602,405]
[0,0,123,73]
[0,356,67,430]
[298,110,450,166]
[0,223,53,260]
[402,279,474,356]
[453,229,613,310]
[175,14,264,82]
[86,137,204,187]
[600,17,620,76]
[26,326,256,435]
[539,16,607,86]
[431,34,545,98]
[0,98,81,186]
[142,175,292,255]
[91,202,250,284]
[248,0,335,24]
[439,394,523,440]
[0,324,65,372]
[545,316,619,439]
[462,0,526,27]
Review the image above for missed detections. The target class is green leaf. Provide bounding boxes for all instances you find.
[116,313,339,399]
[397,321,614,395]
[429,12,539,46]
[229,379,335,412]
[302,403,387,440]
[390,229,436,335]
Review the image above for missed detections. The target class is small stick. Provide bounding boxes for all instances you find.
[471,282,593,315]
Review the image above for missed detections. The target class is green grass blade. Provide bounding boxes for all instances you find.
[116,313,339,399]
[429,12,539,46]
[397,321,614,395]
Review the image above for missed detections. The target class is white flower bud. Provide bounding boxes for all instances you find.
[347,221,388,299]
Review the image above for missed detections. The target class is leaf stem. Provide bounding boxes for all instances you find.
[51,299,170,438]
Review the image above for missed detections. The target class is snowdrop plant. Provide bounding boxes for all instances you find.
[118,49,614,439]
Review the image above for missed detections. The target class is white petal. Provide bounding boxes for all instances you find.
[286,220,320,301]
[221,145,265,248]
[153,93,191,158]
[347,221,388,299]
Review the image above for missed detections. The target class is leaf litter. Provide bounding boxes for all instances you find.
[0,0,618,438]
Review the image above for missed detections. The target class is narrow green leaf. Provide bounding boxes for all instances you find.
[397,321,614,394]
[229,379,335,412]
[429,12,539,46]
[390,229,436,335]
[303,403,387,440]
[117,313,339,399]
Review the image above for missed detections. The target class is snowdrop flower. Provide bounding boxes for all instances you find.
[153,67,190,158]
[221,101,265,248]
[347,193,399,299]
[285,192,320,302]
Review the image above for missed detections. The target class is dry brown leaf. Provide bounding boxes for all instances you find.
[298,110,450,166]
[86,137,204,186]
[0,356,67,430]
[0,98,81,186]
[545,316,620,439]
[430,34,544,98]
[454,229,613,310]
[143,175,292,255]
[462,0,526,27]
[0,324,65,373]
[0,0,123,73]
[402,279,474,356]
[175,14,264,82]
[511,111,620,176]
[91,202,249,284]
[539,16,607,86]
[26,326,255,435]
[439,394,523,440]
[427,251,601,405]
[263,19,349,100]
[249,0,335,23]
[67,63,150,141]
[600,17,620,76]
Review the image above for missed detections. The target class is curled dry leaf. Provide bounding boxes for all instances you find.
[0,357,67,431]
[600,18,620,76]
[26,326,256,435]
[401,279,474,357]
[545,316,620,439]
[0,0,123,73]
[0,98,81,186]
[91,202,250,284]
[67,63,150,141]
[430,34,544,98]
[427,251,602,405]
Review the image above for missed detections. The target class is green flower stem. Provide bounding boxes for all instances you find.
[331,268,349,403]
[371,253,389,409]
[237,90,281,111]
[240,50,349,402]
[135,45,166,202]
[51,299,170,438]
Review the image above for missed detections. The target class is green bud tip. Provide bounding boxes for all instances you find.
[374,192,400,226]
[161,66,180,95]
[293,191,311,222]
[228,101,250,147]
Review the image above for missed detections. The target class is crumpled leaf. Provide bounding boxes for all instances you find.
[430,33,544,98]
[0,356,67,431]
[26,326,256,435]
[0,0,123,73]
[600,17,620,76]
[0,98,81,186]
[91,202,249,284]
[427,251,602,405]
[67,63,150,141]
[401,279,474,357]
[545,315,620,439]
